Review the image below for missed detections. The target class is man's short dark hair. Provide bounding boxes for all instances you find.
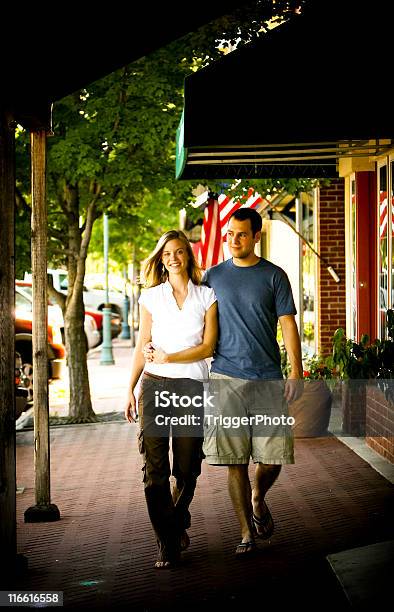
[229,208,262,236]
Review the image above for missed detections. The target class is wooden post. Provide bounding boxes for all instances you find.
[24,129,60,522]
[0,110,28,577]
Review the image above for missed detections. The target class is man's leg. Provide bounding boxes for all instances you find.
[251,463,281,536]
[250,380,293,536]
[228,465,254,545]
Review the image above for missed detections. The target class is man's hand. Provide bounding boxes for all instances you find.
[143,342,155,362]
[284,376,304,404]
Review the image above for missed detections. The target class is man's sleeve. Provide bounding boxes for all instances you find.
[274,269,297,316]
[201,269,210,287]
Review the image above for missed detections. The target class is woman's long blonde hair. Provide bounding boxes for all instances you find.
[142,230,201,288]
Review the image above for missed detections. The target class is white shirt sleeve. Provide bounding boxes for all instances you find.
[138,288,153,314]
[202,286,217,311]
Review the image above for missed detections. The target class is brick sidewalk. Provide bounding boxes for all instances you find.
[13,421,394,611]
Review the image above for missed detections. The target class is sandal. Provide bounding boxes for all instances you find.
[154,559,173,569]
[154,552,180,569]
[235,541,257,557]
[252,500,274,539]
[155,542,180,569]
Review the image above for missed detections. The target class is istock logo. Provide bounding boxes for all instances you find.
[154,390,216,408]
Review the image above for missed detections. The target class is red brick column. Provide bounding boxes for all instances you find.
[318,178,347,356]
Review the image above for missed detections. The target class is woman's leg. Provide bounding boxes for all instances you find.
[171,436,203,533]
[138,373,180,566]
[171,379,204,535]
[143,434,181,564]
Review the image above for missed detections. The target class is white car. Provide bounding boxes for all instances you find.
[81,313,101,351]
[38,269,126,320]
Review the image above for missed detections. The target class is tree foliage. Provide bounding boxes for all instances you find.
[88,189,181,270]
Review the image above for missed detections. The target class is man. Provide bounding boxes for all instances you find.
[203,207,303,556]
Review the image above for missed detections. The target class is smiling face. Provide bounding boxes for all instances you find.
[227,217,261,260]
[161,238,190,277]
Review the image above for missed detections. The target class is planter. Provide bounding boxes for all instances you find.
[365,383,394,463]
[341,380,366,436]
[289,380,332,438]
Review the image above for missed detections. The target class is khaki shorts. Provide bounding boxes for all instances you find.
[203,372,294,465]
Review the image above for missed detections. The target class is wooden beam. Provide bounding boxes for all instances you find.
[24,130,59,523]
[0,110,28,576]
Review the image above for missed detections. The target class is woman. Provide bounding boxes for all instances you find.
[124,230,217,568]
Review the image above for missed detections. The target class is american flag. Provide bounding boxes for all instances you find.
[198,197,224,270]
[218,188,263,240]
[198,188,264,269]
[379,191,394,239]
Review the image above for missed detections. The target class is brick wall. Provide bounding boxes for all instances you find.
[366,385,394,463]
[318,179,347,355]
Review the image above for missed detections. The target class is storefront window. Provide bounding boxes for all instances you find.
[391,160,394,314]
[301,191,316,352]
[350,177,357,339]
[378,164,388,338]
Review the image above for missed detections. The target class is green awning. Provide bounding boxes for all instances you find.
[175,109,188,180]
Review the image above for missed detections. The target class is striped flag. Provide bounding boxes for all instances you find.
[198,188,265,269]
[198,197,224,269]
[379,190,394,239]
[218,188,264,240]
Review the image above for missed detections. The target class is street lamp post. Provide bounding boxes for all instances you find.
[129,246,137,348]
[120,265,131,339]
[100,213,115,365]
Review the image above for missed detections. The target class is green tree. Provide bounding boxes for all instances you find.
[88,189,181,270]
[14,37,210,421]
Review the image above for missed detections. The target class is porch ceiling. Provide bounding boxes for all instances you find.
[1,1,246,129]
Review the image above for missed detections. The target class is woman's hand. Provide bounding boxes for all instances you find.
[124,392,138,423]
[151,347,169,364]
[143,342,169,364]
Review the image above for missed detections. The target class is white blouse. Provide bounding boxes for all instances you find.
[138,280,216,381]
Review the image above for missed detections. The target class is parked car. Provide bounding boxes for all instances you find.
[83,313,102,349]
[34,269,126,319]
[15,293,66,402]
[15,350,30,418]
[16,282,102,351]
[85,308,122,341]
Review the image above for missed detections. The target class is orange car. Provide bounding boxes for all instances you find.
[15,297,66,402]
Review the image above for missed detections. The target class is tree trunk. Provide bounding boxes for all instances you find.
[64,290,96,422]
[62,183,97,422]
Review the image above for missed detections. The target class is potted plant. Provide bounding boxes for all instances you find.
[281,350,334,438]
[331,309,394,437]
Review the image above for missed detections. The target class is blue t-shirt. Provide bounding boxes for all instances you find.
[203,258,296,380]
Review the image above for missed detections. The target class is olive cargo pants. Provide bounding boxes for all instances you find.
[137,372,204,561]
